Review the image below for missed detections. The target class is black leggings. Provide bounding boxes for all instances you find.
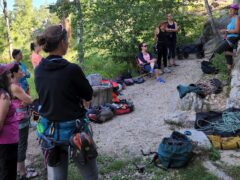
[0,143,18,180]
[214,37,238,65]
[167,42,176,59]
[157,45,167,68]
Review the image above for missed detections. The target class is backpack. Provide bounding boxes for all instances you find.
[208,135,240,150]
[86,106,114,123]
[133,77,145,84]
[141,131,193,170]
[201,61,218,74]
[113,99,134,115]
[123,78,134,86]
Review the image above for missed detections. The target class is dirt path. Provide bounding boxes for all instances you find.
[92,59,203,157]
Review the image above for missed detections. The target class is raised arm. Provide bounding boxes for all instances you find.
[0,93,10,131]
[11,84,32,104]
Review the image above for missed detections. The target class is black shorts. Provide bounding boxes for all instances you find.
[0,143,18,180]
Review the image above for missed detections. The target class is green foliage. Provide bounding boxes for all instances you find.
[209,147,221,161]
[212,54,229,81]
[82,54,129,79]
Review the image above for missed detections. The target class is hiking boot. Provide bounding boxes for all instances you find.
[163,67,171,73]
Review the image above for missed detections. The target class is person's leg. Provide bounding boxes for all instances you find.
[163,46,168,68]
[0,143,18,180]
[167,44,172,66]
[172,42,178,66]
[157,48,162,69]
[73,153,98,180]
[17,124,29,178]
[47,147,69,180]
[225,54,234,72]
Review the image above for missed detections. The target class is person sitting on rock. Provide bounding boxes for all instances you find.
[137,42,165,83]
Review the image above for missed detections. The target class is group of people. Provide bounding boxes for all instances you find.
[0,44,43,180]
[0,25,97,180]
[137,13,179,82]
[0,4,239,180]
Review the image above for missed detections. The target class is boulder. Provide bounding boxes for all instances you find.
[164,111,196,128]
[178,92,226,112]
[179,129,212,154]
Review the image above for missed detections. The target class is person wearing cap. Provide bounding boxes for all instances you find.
[12,49,31,94]
[0,63,19,180]
[212,4,240,71]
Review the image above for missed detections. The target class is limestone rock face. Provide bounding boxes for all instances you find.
[178,92,226,112]
[164,111,196,128]
[226,68,240,109]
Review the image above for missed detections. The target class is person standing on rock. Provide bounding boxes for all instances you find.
[35,25,98,180]
[212,4,240,71]
[166,13,179,67]
[154,21,171,74]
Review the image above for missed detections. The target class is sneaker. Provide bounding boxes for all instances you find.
[149,68,154,74]
[163,67,171,73]
[155,77,166,83]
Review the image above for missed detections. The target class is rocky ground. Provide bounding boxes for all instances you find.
[26,58,240,179]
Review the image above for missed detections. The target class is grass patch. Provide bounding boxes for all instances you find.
[66,155,218,180]
[209,147,221,161]
[220,165,240,180]
[211,54,230,81]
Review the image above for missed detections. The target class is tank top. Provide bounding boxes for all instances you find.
[167,22,177,42]
[157,29,168,45]
[227,16,239,38]
[11,83,30,129]
[0,90,18,144]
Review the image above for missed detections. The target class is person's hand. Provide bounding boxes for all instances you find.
[83,100,91,109]
[219,29,227,34]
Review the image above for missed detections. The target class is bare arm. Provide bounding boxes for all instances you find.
[11,84,32,104]
[0,93,10,131]
[154,27,159,44]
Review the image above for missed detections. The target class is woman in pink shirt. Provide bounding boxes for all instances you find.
[30,42,42,69]
[0,63,19,180]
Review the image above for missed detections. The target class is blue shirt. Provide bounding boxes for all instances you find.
[227,17,239,38]
[16,62,30,92]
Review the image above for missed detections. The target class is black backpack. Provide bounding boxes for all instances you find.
[201,61,218,74]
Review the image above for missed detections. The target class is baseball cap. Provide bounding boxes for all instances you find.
[0,63,15,76]
[229,3,239,10]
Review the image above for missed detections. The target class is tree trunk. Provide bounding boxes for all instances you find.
[204,0,220,40]
[3,0,13,61]
[75,0,84,64]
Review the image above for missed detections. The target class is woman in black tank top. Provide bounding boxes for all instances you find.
[154,22,171,73]
[166,13,178,66]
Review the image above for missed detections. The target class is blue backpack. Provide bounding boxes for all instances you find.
[140,131,193,170]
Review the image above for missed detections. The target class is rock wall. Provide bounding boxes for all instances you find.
[226,61,240,108]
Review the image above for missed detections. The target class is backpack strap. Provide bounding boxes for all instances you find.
[141,150,167,170]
